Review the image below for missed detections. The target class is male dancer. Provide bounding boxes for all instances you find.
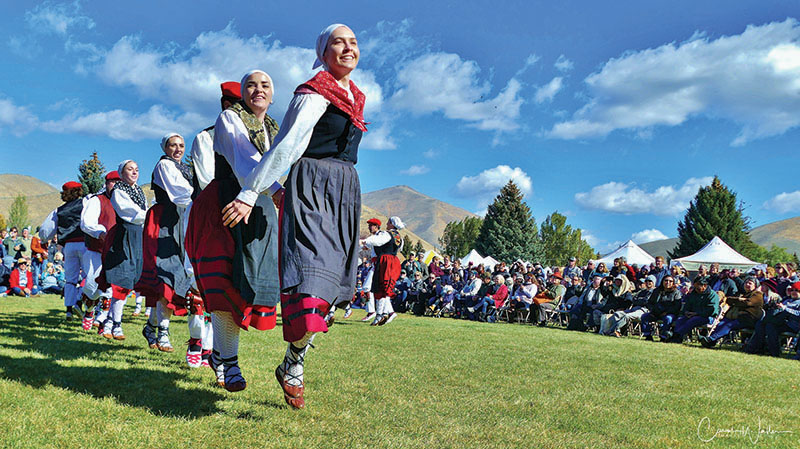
[39,182,87,321]
[79,171,119,331]
[362,216,404,325]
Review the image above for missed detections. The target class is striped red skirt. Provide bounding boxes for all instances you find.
[185,180,276,331]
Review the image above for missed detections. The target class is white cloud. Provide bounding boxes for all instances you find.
[0,98,39,136]
[422,148,438,159]
[40,105,206,141]
[25,1,95,35]
[455,165,532,211]
[763,191,800,214]
[554,54,573,72]
[534,77,563,103]
[515,53,541,76]
[581,231,600,248]
[548,19,800,145]
[400,165,430,176]
[631,229,669,244]
[390,52,524,132]
[360,123,396,150]
[574,176,713,215]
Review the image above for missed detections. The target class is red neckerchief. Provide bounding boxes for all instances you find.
[296,70,368,132]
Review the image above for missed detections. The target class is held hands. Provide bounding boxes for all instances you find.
[221,199,253,228]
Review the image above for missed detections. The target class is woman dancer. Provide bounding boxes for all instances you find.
[138,134,200,359]
[222,24,366,409]
[99,160,146,340]
[186,70,282,391]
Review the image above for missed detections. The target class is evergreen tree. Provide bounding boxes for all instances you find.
[793,253,800,269]
[475,180,539,262]
[670,176,761,260]
[401,234,414,259]
[539,211,597,266]
[8,195,29,230]
[413,240,424,255]
[78,152,106,196]
[439,216,483,259]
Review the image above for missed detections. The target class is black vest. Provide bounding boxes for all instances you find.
[56,198,84,242]
[153,157,193,205]
[374,230,401,257]
[303,104,361,163]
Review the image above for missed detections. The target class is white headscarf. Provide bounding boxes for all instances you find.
[313,23,348,70]
[239,70,275,101]
[118,160,135,174]
[389,216,405,230]
[160,132,183,153]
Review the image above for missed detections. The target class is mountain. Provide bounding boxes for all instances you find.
[638,238,679,261]
[362,185,478,247]
[750,216,800,255]
[0,174,62,229]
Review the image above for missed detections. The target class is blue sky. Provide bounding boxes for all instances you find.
[1,0,800,253]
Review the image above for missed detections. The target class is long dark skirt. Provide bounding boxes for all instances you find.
[136,203,192,315]
[185,178,279,330]
[280,157,361,307]
[100,220,143,291]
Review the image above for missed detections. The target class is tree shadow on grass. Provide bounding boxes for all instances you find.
[0,310,227,418]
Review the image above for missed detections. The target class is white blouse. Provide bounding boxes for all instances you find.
[235,93,331,206]
[213,109,286,206]
[152,159,193,208]
[190,127,215,191]
[111,189,146,225]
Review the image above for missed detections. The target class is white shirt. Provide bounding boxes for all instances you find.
[152,159,193,207]
[363,230,392,258]
[213,109,285,206]
[191,127,215,191]
[80,194,107,239]
[236,93,331,206]
[39,210,58,242]
[111,189,146,225]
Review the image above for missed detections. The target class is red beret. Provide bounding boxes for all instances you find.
[62,181,82,190]
[221,81,242,100]
[791,281,800,291]
[367,218,381,227]
[105,171,121,181]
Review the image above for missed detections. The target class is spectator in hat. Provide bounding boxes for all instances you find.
[745,280,800,358]
[8,259,39,296]
[666,276,720,343]
[699,276,764,348]
[563,257,582,280]
[416,251,429,278]
[602,275,655,336]
[641,275,682,341]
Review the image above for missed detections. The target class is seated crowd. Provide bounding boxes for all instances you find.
[353,253,800,360]
[0,226,65,297]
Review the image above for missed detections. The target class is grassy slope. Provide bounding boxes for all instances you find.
[1,295,799,449]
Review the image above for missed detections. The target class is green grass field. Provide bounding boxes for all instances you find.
[1,295,798,448]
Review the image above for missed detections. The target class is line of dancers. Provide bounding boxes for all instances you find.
[39,23,380,409]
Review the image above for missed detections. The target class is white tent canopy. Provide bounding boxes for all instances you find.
[671,236,759,271]
[460,249,485,267]
[483,256,501,268]
[459,249,501,268]
[593,240,655,267]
